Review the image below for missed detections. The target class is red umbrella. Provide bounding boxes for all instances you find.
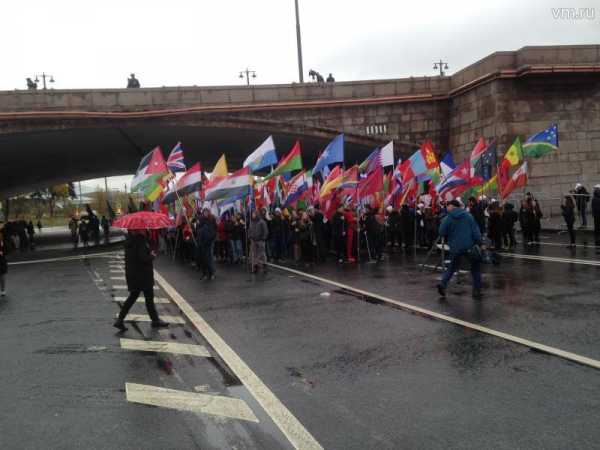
[112,211,174,230]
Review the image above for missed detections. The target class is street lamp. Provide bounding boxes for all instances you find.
[433,60,449,77]
[34,72,55,90]
[239,68,257,86]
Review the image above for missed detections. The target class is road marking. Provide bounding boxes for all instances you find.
[154,270,323,450]
[266,262,600,371]
[110,270,125,273]
[112,285,159,290]
[120,338,210,357]
[7,251,120,265]
[113,296,170,304]
[119,314,186,324]
[110,276,126,281]
[537,240,600,249]
[125,383,258,422]
[501,252,600,266]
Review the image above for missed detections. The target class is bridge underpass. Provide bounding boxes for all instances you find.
[0,116,386,197]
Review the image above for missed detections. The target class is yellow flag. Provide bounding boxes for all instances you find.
[503,137,523,167]
[212,154,228,178]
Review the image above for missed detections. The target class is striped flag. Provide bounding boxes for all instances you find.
[166,142,186,173]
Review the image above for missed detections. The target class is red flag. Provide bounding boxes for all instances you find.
[421,140,439,171]
[501,161,528,199]
[359,165,384,198]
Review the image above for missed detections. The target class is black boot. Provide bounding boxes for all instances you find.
[151,319,169,328]
[437,284,446,297]
[113,319,128,331]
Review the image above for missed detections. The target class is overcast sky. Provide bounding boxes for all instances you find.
[3,0,599,189]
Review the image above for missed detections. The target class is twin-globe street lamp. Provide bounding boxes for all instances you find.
[239,68,257,86]
[34,72,55,90]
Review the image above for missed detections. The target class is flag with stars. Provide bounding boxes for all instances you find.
[523,124,558,159]
[166,142,186,173]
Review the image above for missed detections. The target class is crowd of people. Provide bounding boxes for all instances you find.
[0,219,41,253]
[151,191,569,281]
[68,214,111,249]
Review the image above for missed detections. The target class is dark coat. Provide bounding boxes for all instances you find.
[592,190,600,218]
[0,239,7,275]
[125,234,154,291]
[439,208,482,253]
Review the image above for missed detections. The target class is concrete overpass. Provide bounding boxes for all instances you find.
[1,44,600,207]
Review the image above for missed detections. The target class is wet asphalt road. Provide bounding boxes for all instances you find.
[1,229,599,449]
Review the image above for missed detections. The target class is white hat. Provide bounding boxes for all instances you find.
[594,184,600,189]
[386,205,393,212]
[576,183,582,188]
[275,207,282,213]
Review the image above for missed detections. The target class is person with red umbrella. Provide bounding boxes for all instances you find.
[112,212,172,331]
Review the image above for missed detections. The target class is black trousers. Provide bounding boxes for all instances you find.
[503,228,516,248]
[118,289,159,322]
[594,216,600,245]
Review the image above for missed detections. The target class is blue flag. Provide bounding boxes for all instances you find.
[313,134,344,175]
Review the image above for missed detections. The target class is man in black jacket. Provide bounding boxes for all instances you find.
[114,231,168,331]
[592,185,600,246]
[331,206,346,263]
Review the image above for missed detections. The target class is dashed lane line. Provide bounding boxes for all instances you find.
[118,314,186,324]
[120,338,210,357]
[125,383,259,422]
[113,297,170,304]
[266,262,600,371]
[154,270,323,450]
[501,252,600,266]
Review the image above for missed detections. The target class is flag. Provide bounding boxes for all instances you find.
[244,135,278,172]
[523,124,558,159]
[359,165,384,198]
[205,167,252,201]
[211,154,228,179]
[440,153,456,179]
[469,137,488,168]
[503,137,524,167]
[166,142,186,173]
[131,147,170,202]
[475,175,498,195]
[359,148,380,173]
[409,140,439,182]
[473,141,497,181]
[313,134,344,175]
[319,165,344,199]
[265,141,302,180]
[284,171,309,208]
[437,160,480,201]
[501,161,528,199]
[380,141,394,167]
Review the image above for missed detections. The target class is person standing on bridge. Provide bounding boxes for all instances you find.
[127,73,140,88]
[114,230,168,331]
[437,199,483,300]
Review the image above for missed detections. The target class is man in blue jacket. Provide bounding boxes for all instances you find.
[437,199,483,299]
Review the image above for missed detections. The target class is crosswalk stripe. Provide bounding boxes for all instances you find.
[110,270,124,273]
[110,276,126,281]
[120,338,210,357]
[118,314,185,324]
[112,285,159,290]
[113,297,170,304]
[126,383,259,422]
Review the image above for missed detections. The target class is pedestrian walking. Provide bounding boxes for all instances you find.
[79,219,89,248]
[249,209,268,273]
[592,185,600,247]
[298,211,315,266]
[561,195,576,248]
[0,227,7,297]
[437,199,484,299]
[197,209,217,280]
[37,220,42,234]
[101,215,110,242]
[69,217,79,249]
[331,206,346,262]
[113,231,168,331]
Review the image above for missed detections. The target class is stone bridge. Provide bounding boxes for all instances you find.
[1,44,599,210]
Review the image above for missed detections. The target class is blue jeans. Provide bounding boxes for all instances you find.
[231,240,242,261]
[440,251,482,290]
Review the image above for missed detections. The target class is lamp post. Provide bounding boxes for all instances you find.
[34,72,55,90]
[239,68,257,86]
[294,0,304,83]
[433,60,449,77]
